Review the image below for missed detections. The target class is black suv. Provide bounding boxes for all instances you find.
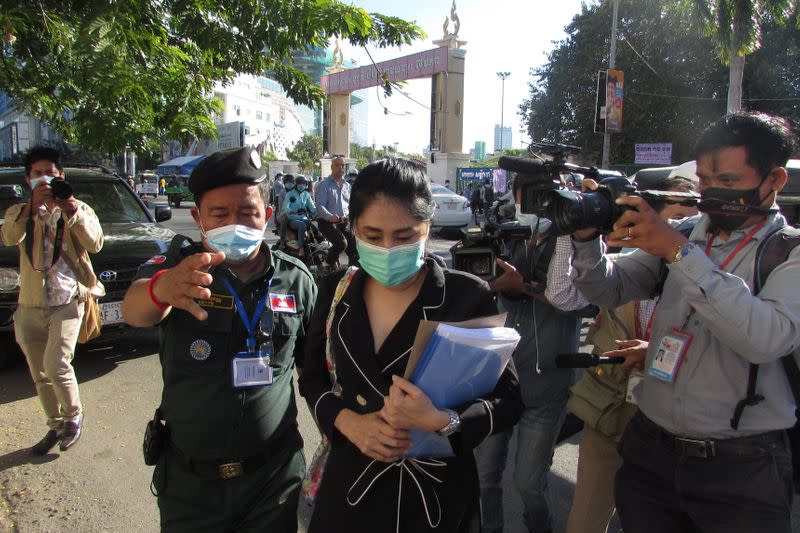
[0,164,176,368]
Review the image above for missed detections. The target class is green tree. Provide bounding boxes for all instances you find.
[687,0,799,112]
[519,0,800,166]
[287,134,323,172]
[0,1,422,155]
[260,150,279,166]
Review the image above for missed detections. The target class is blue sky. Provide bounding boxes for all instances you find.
[339,0,590,154]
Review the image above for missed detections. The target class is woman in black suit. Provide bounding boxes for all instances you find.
[299,158,523,533]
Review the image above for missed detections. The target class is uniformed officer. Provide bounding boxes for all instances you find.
[121,147,317,532]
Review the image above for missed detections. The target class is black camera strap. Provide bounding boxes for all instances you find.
[25,203,65,273]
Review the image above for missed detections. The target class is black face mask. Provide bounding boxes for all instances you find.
[699,171,775,232]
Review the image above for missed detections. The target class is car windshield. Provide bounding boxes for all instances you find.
[71,180,151,223]
[431,184,452,194]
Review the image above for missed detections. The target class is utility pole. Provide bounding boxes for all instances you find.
[601,0,619,169]
[497,72,510,153]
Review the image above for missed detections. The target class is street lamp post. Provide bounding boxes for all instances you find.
[497,72,510,153]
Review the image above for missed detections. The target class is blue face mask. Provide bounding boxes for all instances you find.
[285,183,295,190]
[297,185,306,193]
[355,237,426,287]
[202,223,265,262]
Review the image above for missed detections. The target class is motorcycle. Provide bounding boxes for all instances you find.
[276,214,333,277]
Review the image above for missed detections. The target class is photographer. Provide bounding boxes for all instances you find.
[2,146,103,454]
[570,112,799,532]
[474,177,594,533]
[560,166,699,533]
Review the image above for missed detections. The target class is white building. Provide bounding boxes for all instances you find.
[208,75,306,159]
[0,94,63,161]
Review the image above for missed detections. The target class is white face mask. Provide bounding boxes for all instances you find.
[29,175,55,190]
[515,204,551,233]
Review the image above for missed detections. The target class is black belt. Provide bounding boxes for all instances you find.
[635,412,786,459]
[170,428,301,480]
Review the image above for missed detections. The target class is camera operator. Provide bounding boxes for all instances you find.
[474,177,595,533]
[561,165,699,533]
[2,146,103,455]
[569,112,799,532]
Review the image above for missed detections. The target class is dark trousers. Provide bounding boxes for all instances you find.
[318,219,357,265]
[615,412,793,533]
[154,445,304,533]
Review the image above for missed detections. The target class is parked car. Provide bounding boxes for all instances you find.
[632,159,800,225]
[0,164,176,369]
[431,184,472,229]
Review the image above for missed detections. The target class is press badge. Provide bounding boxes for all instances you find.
[626,371,644,405]
[647,328,693,383]
[232,346,274,388]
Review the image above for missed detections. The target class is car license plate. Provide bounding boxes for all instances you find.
[446,201,459,209]
[100,301,124,326]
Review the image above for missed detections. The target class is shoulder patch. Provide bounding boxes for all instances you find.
[143,255,167,266]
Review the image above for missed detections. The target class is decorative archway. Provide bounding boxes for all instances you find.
[319,2,469,182]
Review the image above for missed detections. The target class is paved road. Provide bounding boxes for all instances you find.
[0,201,797,532]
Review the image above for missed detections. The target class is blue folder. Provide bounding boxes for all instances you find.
[405,323,520,457]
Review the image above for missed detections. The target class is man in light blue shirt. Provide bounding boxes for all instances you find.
[315,156,357,266]
[570,112,799,532]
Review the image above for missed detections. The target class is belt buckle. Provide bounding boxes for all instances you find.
[219,462,243,479]
[677,437,715,458]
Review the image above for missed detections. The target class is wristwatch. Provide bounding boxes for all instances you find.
[668,242,695,264]
[436,409,462,437]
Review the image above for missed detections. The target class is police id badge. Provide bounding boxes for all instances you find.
[647,328,693,383]
[232,346,274,388]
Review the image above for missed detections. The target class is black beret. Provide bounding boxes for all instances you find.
[189,147,266,196]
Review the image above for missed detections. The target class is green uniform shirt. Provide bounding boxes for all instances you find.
[135,235,317,459]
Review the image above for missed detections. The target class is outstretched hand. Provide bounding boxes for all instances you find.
[150,251,226,320]
[488,258,537,296]
[603,339,649,371]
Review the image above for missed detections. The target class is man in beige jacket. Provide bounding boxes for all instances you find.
[1,146,103,454]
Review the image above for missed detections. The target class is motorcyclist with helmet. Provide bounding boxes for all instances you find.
[280,174,316,258]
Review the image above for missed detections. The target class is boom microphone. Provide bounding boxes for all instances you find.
[498,156,545,175]
[555,353,626,368]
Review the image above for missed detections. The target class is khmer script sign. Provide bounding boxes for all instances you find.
[321,47,449,94]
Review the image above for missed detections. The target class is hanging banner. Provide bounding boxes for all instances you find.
[605,69,624,133]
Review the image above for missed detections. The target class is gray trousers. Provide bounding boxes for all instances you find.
[14,299,84,429]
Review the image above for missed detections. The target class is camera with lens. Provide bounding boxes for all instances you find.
[449,220,532,280]
[50,179,74,200]
[500,142,700,236]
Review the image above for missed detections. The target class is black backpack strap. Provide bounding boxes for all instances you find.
[731,363,765,430]
[730,224,800,430]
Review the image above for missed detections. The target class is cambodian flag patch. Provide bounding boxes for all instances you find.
[143,255,167,266]
[269,293,297,314]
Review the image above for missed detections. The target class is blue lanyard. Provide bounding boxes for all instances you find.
[220,276,270,352]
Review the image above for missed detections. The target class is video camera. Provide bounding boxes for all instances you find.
[500,142,701,236]
[449,220,531,280]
